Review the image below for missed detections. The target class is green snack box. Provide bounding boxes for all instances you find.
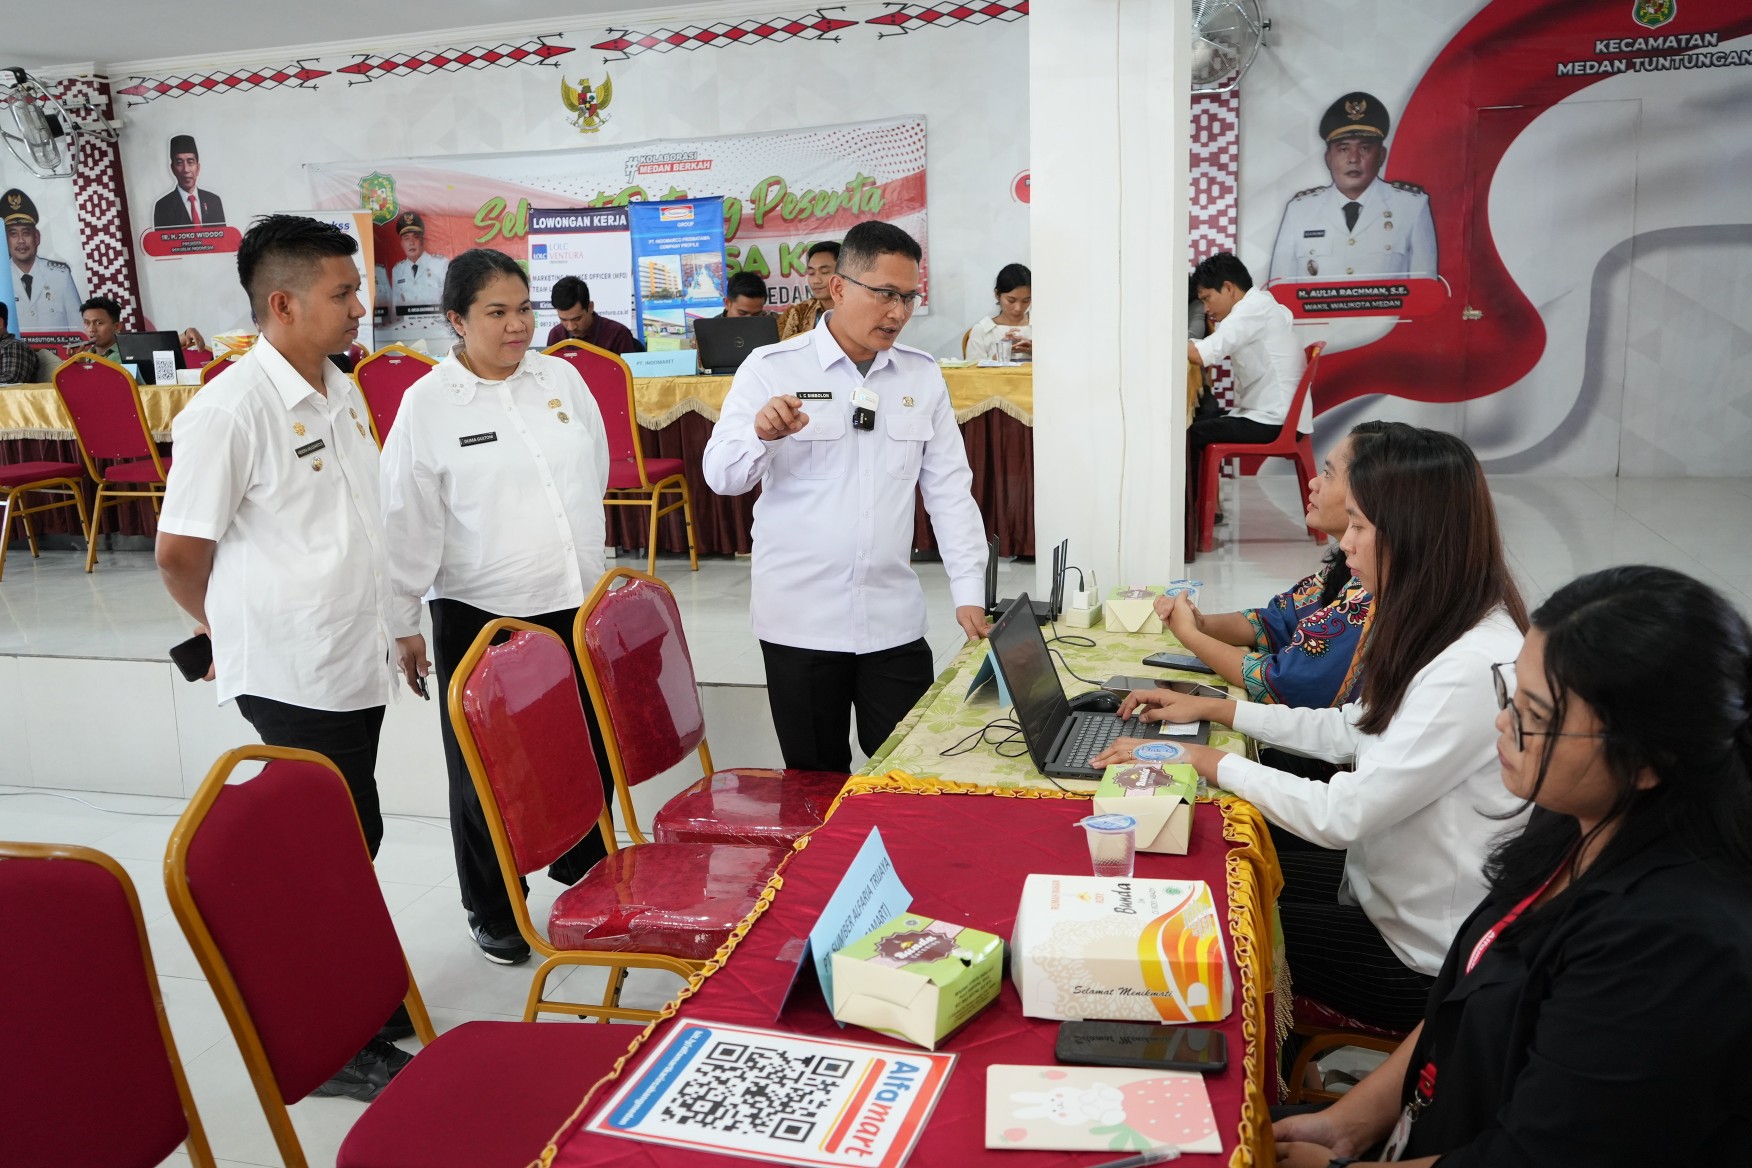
[830,913,1004,1050]
[1093,762,1198,854]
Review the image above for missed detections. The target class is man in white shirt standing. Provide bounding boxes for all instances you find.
[1186,251,1309,467]
[703,220,989,774]
[155,215,410,1099]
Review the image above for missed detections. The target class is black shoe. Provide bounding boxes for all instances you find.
[376,1003,414,1042]
[311,1037,413,1102]
[467,913,531,965]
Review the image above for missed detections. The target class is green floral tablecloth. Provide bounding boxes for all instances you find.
[859,627,1254,791]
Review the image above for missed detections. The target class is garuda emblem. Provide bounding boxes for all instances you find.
[562,74,613,134]
[1633,0,1675,29]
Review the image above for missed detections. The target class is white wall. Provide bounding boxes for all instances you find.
[110,5,1029,356]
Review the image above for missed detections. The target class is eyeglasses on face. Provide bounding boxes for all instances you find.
[838,272,922,311]
[1491,662,1609,753]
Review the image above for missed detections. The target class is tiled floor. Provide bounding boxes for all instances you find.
[3,475,1749,1165]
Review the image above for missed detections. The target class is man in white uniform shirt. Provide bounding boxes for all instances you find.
[1186,251,1308,470]
[390,211,448,323]
[703,220,989,774]
[5,188,83,333]
[155,215,411,1099]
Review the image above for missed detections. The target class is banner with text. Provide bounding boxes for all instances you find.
[629,198,727,349]
[307,117,928,349]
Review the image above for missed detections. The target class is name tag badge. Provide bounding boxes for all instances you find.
[459,431,499,447]
[1303,229,1326,238]
[295,439,326,459]
[796,391,833,401]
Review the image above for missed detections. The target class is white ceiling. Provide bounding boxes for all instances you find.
[5,0,755,73]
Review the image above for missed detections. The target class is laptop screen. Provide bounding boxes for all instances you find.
[987,593,1069,770]
[695,314,780,373]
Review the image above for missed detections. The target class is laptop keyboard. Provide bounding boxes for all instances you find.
[1061,715,1151,771]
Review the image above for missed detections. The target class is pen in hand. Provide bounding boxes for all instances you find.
[1090,1148,1180,1168]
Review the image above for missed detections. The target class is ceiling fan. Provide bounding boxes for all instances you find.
[0,66,119,179]
[1191,0,1271,94]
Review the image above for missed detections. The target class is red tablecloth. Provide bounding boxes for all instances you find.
[538,786,1280,1168]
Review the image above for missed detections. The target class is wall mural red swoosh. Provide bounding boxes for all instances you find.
[1314,0,1752,414]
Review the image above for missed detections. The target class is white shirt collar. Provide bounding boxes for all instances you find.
[812,310,896,375]
[434,346,553,405]
[252,334,350,413]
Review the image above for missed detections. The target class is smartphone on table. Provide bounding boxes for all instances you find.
[1142,651,1219,676]
[1056,1020,1228,1074]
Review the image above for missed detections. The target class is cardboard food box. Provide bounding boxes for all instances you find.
[1093,763,1197,854]
[831,914,1004,1050]
[1011,874,1231,1023]
[1102,586,1164,635]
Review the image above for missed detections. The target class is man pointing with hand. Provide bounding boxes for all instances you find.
[704,220,989,773]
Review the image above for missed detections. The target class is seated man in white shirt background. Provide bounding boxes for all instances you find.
[1185,251,1308,467]
[702,220,990,774]
[155,215,411,1099]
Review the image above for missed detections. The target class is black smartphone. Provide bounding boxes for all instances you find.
[169,633,213,682]
[415,674,430,701]
[1056,1020,1228,1074]
[1142,651,1219,676]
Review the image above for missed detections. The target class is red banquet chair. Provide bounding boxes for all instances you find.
[52,352,172,572]
[352,343,436,446]
[546,338,699,576]
[1196,341,1327,554]
[577,568,846,850]
[182,346,214,370]
[0,456,89,581]
[0,842,215,1167]
[198,352,241,383]
[163,746,642,1168]
[450,620,786,1022]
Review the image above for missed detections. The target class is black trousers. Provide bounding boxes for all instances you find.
[1187,411,1280,464]
[1277,846,1435,1034]
[235,696,386,859]
[430,597,613,928]
[759,637,935,773]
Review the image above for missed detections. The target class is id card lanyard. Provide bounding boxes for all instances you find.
[1381,854,1571,1161]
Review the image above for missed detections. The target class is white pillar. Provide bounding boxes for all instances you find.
[1030,1,1191,596]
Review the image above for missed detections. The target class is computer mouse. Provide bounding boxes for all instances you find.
[1068,689,1121,714]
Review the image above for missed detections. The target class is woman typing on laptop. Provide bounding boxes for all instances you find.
[1093,424,1528,1035]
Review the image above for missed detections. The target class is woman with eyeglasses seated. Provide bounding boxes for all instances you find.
[1156,421,1383,724]
[1271,564,1752,1166]
[963,263,1031,361]
[1094,424,1529,1034]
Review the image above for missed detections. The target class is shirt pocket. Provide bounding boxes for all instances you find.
[883,409,934,480]
[1297,233,1333,261]
[786,407,848,479]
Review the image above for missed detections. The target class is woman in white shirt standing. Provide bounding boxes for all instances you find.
[963,263,1031,361]
[382,248,611,967]
[1096,423,1529,1033]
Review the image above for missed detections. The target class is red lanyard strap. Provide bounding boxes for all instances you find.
[1465,853,1571,975]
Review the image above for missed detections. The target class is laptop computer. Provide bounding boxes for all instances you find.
[987,593,1210,780]
[985,536,1068,624]
[695,314,781,375]
[116,331,185,385]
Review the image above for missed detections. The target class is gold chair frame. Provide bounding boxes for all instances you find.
[197,352,240,383]
[545,339,699,577]
[51,351,170,573]
[0,841,216,1167]
[164,746,438,1168]
[449,617,702,1024]
[0,466,90,581]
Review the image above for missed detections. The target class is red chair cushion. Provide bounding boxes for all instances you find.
[0,461,83,488]
[0,854,190,1168]
[1291,994,1409,1040]
[653,769,846,848]
[606,456,685,490]
[337,1019,638,1168]
[547,842,785,959]
[104,457,169,484]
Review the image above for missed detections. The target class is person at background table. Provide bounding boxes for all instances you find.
[1184,251,1306,469]
[389,211,448,321]
[1159,422,1379,716]
[543,275,645,354]
[1096,424,1528,1033]
[0,302,36,384]
[151,134,226,228]
[154,214,411,1098]
[702,220,990,774]
[964,263,1032,361]
[5,188,82,332]
[776,240,839,340]
[72,296,123,361]
[1274,565,1752,1167]
[382,248,613,969]
[721,270,768,317]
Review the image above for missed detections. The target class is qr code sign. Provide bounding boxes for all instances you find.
[659,1041,854,1142]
